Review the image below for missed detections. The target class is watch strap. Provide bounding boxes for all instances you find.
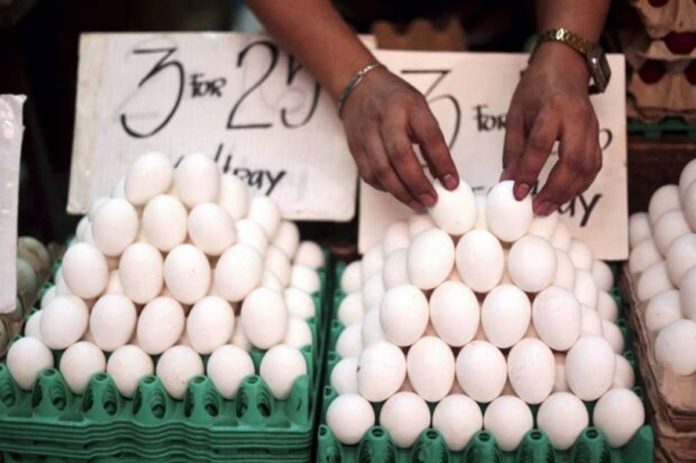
[537,28,594,55]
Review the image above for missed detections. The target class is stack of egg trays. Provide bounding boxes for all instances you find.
[315,263,654,462]
[0,255,335,462]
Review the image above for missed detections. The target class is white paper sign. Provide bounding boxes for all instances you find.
[360,52,627,260]
[70,32,357,220]
[0,95,26,314]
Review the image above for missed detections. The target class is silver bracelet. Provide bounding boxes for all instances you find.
[337,62,384,115]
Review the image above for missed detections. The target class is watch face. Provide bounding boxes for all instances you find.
[587,45,611,93]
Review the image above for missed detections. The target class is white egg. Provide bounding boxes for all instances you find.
[681,267,696,320]
[340,261,362,294]
[40,286,56,309]
[381,249,409,289]
[59,341,106,394]
[455,340,506,402]
[550,221,572,251]
[613,354,635,389]
[24,311,42,339]
[683,180,696,231]
[593,388,645,448]
[537,392,589,450]
[574,269,599,308]
[106,345,154,398]
[553,353,569,392]
[91,198,139,257]
[603,321,625,354]
[481,285,530,348]
[429,281,479,346]
[666,233,696,287]
[326,394,375,445]
[262,269,284,292]
[432,394,482,451]
[580,305,604,336]
[628,213,652,249]
[406,336,455,402]
[7,337,54,390]
[90,294,137,352]
[125,152,173,205]
[507,338,555,404]
[455,229,504,293]
[379,392,431,448]
[247,196,281,240]
[187,203,236,256]
[679,159,696,199]
[206,344,254,399]
[163,244,211,304]
[265,246,291,287]
[230,322,252,352]
[218,174,249,221]
[61,243,109,299]
[645,290,682,332]
[408,213,435,238]
[531,286,581,351]
[294,241,325,269]
[241,287,288,350]
[508,235,556,292]
[654,210,690,256]
[527,211,559,240]
[361,308,386,347]
[337,293,364,327]
[104,269,124,295]
[655,319,696,375]
[291,265,321,294]
[381,220,410,254]
[214,244,263,302]
[260,344,307,399]
[283,317,313,349]
[486,181,533,242]
[331,357,359,395]
[186,296,235,354]
[361,245,384,283]
[284,287,316,320]
[483,395,533,452]
[357,341,406,402]
[141,195,188,252]
[591,260,614,292]
[379,285,429,346]
[407,228,454,290]
[235,218,269,255]
[336,324,363,358]
[76,216,90,243]
[156,345,204,399]
[272,221,300,259]
[117,242,163,304]
[595,292,618,323]
[637,261,674,302]
[629,239,662,275]
[40,295,89,349]
[137,296,185,355]
[649,184,681,224]
[565,335,616,400]
[427,180,476,235]
[553,249,576,291]
[473,194,487,230]
[174,153,221,208]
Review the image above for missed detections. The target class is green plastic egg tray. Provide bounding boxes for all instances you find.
[0,257,336,462]
[319,262,655,462]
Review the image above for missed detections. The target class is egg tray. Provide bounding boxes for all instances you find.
[0,257,337,461]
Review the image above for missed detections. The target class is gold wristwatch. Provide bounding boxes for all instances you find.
[536,28,611,94]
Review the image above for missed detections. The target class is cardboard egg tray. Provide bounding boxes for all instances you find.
[629,0,696,38]
[0,258,336,462]
[317,264,655,462]
[622,266,696,462]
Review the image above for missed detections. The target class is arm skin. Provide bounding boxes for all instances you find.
[501,0,611,215]
[247,0,460,210]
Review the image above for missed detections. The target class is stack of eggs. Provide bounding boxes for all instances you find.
[6,152,325,403]
[628,158,696,376]
[327,180,645,453]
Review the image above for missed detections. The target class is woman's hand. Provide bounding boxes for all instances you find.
[340,67,460,210]
[501,42,602,216]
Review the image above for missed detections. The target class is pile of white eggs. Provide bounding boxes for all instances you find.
[327,180,645,452]
[6,152,326,403]
[628,158,696,377]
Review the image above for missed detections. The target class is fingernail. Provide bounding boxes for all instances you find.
[442,174,459,190]
[419,193,436,208]
[514,183,530,200]
[535,201,556,216]
[409,200,424,210]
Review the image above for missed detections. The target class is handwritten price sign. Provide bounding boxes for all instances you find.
[70,32,356,220]
[360,51,628,260]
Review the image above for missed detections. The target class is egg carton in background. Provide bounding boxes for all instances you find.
[629,71,696,112]
[630,0,696,38]
[316,265,654,463]
[619,27,696,64]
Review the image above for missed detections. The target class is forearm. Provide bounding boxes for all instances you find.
[247,0,375,101]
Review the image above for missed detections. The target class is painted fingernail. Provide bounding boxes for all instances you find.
[442,174,459,190]
[419,193,436,208]
[409,200,424,210]
[536,201,556,216]
[514,183,530,200]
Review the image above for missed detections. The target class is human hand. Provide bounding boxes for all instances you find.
[501,42,602,216]
[340,67,459,210]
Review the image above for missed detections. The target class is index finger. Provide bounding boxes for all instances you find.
[408,104,459,191]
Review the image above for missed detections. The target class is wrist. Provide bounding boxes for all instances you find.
[530,41,590,87]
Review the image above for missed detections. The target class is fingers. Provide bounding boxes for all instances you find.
[501,108,525,180]
[408,104,459,191]
[511,107,560,201]
[381,118,438,208]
